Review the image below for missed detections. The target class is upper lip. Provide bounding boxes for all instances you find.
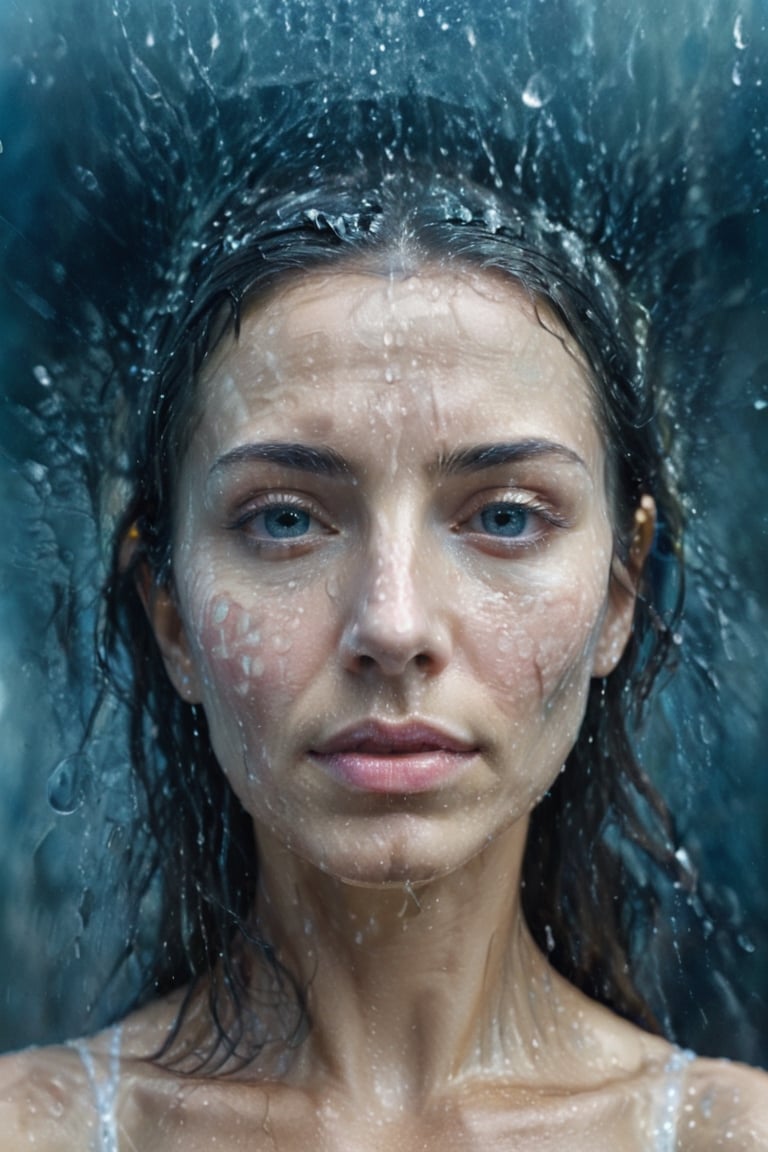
[311,719,477,756]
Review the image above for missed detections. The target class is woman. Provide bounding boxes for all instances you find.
[1,174,766,1149]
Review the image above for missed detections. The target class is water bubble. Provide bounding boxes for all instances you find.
[47,752,91,814]
[522,69,556,109]
[32,364,52,387]
[74,166,99,192]
[753,398,767,410]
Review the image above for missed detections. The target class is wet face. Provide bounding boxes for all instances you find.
[149,267,639,886]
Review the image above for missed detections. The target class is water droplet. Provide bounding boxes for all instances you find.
[732,61,743,86]
[734,14,747,50]
[47,753,90,814]
[753,398,767,410]
[74,165,99,192]
[32,364,52,387]
[212,600,230,624]
[522,69,556,109]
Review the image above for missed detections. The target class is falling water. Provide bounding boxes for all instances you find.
[0,0,766,1064]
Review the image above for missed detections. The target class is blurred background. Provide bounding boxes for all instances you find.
[0,0,766,1063]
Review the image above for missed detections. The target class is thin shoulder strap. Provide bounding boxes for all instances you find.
[654,1047,696,1152]
[70,1026,123,1152]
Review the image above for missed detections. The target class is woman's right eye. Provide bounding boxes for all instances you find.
[229,496,332,547]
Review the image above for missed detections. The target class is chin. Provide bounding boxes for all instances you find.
[293,815,501,889]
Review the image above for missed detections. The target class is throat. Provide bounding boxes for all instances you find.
[246,822,589,1101]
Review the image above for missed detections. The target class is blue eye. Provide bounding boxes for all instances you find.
[262,506,312,538]
[478,503,529,537]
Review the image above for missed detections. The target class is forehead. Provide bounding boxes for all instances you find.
[191,267,603,465]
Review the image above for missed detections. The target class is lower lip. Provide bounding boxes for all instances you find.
[310,750,477,794]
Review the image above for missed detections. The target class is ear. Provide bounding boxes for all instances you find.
[135,560,203,704]
[592,495,656,678]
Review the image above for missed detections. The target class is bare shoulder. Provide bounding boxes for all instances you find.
[0,996,177,1152]
[680,1056,768,1151]
[0,1041,96,1151]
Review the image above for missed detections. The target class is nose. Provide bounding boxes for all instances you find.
[339,524,452,678]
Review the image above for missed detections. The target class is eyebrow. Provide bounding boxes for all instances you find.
[436,440,588,475]
[210,441,352,478]
[209,437,587,481]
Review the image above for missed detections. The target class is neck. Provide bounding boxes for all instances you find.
[248,821,596,1106]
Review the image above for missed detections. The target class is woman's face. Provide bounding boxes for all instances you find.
[151,267,637,886]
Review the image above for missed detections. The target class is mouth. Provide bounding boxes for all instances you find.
[309,719,478,794]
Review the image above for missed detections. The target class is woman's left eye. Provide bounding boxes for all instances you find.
[461,499,551,544]
[473,503,531,538]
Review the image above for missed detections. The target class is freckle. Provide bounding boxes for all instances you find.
[212,601,230,625]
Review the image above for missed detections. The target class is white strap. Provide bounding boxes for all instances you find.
[71,1025,123,1152]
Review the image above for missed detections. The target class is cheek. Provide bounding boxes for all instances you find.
[182,566,324,715]
[466,577,606,706]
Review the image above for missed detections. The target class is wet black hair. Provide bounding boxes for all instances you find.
[104,167,685,1069]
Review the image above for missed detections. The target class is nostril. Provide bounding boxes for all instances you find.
[415,652,432,669]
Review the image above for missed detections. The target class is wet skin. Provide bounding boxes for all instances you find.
[157,267,635,887]
[2,268,767,1150]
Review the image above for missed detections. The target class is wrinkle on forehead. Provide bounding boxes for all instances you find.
[199,265,590,391]
[180,266,607,506]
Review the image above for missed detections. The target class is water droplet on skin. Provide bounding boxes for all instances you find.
[212,600,230,624]
[47,753,91,814]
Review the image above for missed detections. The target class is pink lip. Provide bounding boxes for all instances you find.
[309,720,478,794]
